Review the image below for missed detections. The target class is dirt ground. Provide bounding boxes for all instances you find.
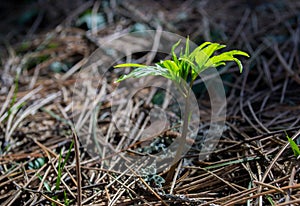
[0,0,300,205]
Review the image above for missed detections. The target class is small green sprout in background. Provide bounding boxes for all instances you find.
[52,141,74,205]
[114,37,249,184]
[29,159,51,195]
[28,157,46,170]
[267,195,276,206]
[285,131,300,159]
[76,10,106,30]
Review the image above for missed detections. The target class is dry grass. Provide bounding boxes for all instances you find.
[0,0,300,205]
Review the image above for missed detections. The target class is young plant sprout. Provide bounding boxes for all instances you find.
[114,38,249,184]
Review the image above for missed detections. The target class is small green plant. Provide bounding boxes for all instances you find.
[115,37,249,183]
[4,71,26,123]
[37,174,51,192]
[28,157,45,170]
[285,131,300,158]
[63,190,70,206]
[52,141,74,206]
[31,159,51,194]
[266,195,276,206]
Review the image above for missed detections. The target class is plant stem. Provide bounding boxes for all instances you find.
[166,86,191,184]
[71,127,82,206]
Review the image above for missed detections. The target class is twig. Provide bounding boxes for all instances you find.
[127,167,168,206]
[169,159,182,194]
[224,183,300,206]
[261,129,300,183]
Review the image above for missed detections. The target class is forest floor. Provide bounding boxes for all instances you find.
[0,0,300,205]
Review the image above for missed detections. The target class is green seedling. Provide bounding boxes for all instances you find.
[115,37,249,184]
[285,131,300,158]
[64,190,70,206]
[31,160,51,194]
[28,157,46,170]
[37,174,51,192]
[267,195,276,206]
[52,141,74,206]
[5,70,26,123]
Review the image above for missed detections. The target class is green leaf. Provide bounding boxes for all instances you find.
[185,36,190,56]
[160,60,180,75]
[193,43,226,72]
[56,150,63,190]
[178,56,197,80]
[28,157,46,170]
[116,65,172,82]
[62,141,74,169]
[205,50,250,73]
[44,181,51,192]
[189,41,213,60]
[267,195,276,206]
[171,40,181,63]
[38,174,51,192]
[114,38,249,85]
[179,56,195,68]
[225,50,250,57]
[114,63,147,68]
[286,132,300,157]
